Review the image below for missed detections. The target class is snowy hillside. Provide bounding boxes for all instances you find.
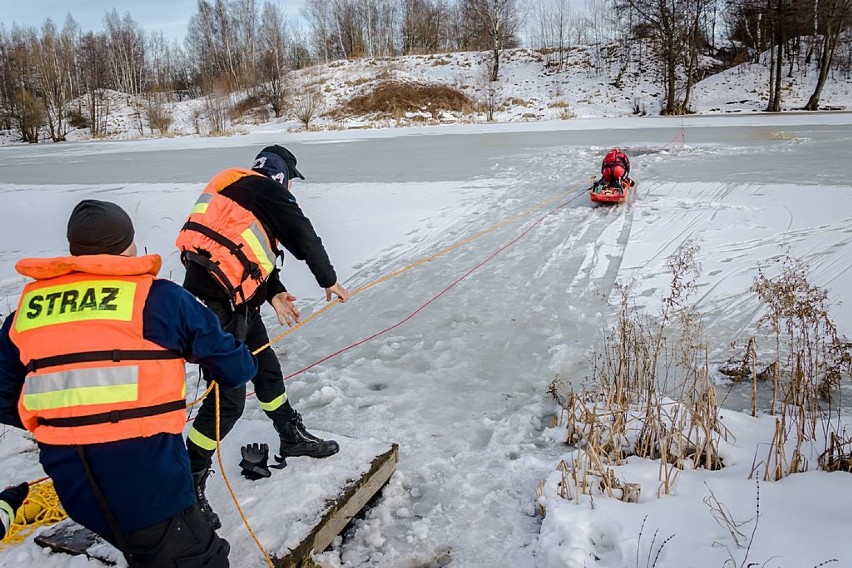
[4,44,850,145]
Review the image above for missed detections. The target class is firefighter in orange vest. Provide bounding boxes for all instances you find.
[0,200,258,567]
[176,145,350,529]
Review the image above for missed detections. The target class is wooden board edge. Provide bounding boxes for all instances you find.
[275,443,399,567]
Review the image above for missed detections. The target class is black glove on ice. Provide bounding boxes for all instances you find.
[239,443,272,480]
[0,482,29,513]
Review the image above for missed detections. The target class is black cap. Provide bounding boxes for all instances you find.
[67,200,135,256]
[252,145,305,182]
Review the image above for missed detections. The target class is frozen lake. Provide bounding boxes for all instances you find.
[1,114,851,567]
[0,117,848,185]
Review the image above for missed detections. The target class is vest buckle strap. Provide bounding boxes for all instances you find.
[34,399,187,428]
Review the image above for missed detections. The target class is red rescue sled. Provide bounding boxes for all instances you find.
[590,178,635,205]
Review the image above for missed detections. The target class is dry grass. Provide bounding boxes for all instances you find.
[229,94,269,123]
[545,243,727,506]
[292,87,324,130]
[749,254,852,479]
[544,248,852,512]
[337,81,475,119]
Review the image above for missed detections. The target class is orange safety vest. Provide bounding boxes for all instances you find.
[8,254,187,446]
[175,168,280,305]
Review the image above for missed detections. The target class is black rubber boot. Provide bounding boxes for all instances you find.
[275,413,339,462]
[192,469,222,531]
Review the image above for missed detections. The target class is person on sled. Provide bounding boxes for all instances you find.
[593,148,633,192]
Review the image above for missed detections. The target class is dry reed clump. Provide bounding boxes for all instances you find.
[542,243,729,509]
[338,81,475,120]
[748,255,852,479]
[228,94,270,124]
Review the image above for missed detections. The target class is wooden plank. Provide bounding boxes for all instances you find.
[274,443,399,568]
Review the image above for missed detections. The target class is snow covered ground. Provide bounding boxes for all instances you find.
[3,44,850,146]
[0,112,851,567]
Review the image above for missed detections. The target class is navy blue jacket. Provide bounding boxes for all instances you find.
[0,278,258,536]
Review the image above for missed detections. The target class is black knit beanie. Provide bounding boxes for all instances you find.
[67,200,135,256]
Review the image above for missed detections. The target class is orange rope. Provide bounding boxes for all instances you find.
[254,181,587,356]
[213,383,274,567]
[189,181,589,564]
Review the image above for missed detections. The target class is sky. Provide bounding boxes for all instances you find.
[0,0,309,42]
[0,45,851,568]
[0,0,192,40]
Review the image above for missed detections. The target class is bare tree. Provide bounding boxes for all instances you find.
[0,28,12,132]
[78,32,111,137]
[287,23,313,69]
[402,0,442,53]
[304,0,336,62]
[462,0,524,81]
[291,84,323,129]
[259,1,290,117]
[765,0,784,111]
[3,25,45,142]
[31,18,78,141]
[803,0,852,109]
[104,9,146,95]
[147,31,180,93]
[530,0,572,70]
[233,0,261,90]
[187,0,244,91]
[621,0,712,114]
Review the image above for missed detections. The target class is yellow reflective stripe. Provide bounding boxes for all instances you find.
[187,426,218,451]
[23,384,138,412]
[0,501,15,525]
[258,392,286,412]
[16,280,137,333]
[190,194,213,215]
[25,366,138,395]
[241,224,276,276]
[22,366,140,411]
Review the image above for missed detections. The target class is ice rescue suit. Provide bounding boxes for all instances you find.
[601,148,631,186]
[177,165,339,473]
[0,253,257,559]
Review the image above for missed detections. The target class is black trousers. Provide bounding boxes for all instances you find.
[123,504,229,567]
[188,301,292,473]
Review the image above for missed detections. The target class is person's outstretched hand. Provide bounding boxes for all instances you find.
[270,292,300,326]
[325,282,350,303]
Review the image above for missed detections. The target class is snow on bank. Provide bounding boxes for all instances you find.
[538,410,852,568]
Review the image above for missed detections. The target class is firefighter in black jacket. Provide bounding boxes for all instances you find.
[176,145,350,530]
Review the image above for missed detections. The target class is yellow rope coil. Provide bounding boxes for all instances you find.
[0,480,67,550]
